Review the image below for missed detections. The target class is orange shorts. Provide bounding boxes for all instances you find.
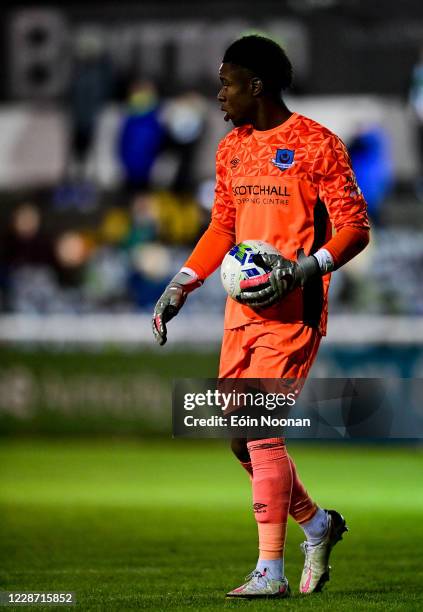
[218,321,321,379]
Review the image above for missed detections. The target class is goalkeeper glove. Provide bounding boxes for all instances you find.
[152,271,203,346]
[238,249,320,308]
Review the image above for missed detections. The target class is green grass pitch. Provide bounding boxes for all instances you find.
[1,440,422,611]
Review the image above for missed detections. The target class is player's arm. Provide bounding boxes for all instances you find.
[152,220,234,345]
[152,143,235,345]
[312,135,370,269]
[239,134,370,308]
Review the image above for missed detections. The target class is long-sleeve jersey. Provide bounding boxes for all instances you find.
[185,112,370,334]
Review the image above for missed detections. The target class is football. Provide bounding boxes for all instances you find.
[220,239,281,300]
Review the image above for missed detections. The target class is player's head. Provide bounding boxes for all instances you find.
[218,35,293,126]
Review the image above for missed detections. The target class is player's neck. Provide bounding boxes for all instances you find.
[252,101,292,132]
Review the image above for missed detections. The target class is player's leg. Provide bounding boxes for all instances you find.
[288,453,346,593]
[288,454,318,524]
[224,324,302,598]
[221,331,254,479]
[230,438,322,525]
[221,327,290,598]
[247,437,291,582]
[244,322,348,594]
[226,436,291,599]
[229,436,343,593]
[229,418,347,595]
[282,329,325,533]
[230,438,324,538]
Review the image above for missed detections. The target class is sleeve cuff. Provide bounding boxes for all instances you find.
[313,248,335,274]
[180,266,199,280]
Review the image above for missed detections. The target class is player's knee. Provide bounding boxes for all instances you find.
[230,437,249,462]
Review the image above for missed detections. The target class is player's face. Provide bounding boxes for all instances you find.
[217,63,256,127]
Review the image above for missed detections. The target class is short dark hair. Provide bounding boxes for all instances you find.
[222,35,293,95]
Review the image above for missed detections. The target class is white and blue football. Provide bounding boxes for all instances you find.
[220,239,281,301]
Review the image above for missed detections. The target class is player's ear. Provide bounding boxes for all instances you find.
[250,77,263,96]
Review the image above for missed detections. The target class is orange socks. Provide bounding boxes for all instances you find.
[235,443,317,568]
[235,441,321,580]
[288,455,317,524]
[247,438,292,561]
[257,523,287,560]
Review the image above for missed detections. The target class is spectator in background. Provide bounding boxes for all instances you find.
[122,194,167,309]
[349,124,394,225]
[161,92,207,192]
[123,193,158,249]
[127,243,172,309]
[69,28,114,182]
[117,80,166,193]
[2,203,53,268]
[54,28,114,213]
[0,203,57,312]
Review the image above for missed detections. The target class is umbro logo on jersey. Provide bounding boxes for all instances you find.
[230,157,240,168]
[272,148,295,170]
[344,175,362,197]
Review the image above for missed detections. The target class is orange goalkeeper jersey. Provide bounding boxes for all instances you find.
[188,112,370,334]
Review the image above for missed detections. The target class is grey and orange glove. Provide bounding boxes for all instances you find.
[238,249,321,309]
[152,271,203,345]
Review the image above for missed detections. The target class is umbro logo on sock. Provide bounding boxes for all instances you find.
[253,502,267,513]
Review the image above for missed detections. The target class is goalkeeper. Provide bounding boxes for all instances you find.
[152,35,369,599]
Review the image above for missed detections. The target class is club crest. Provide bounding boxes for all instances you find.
[272,149,295,170]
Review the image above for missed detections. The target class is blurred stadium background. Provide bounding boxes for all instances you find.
[0,2,423,609]
[1,0,423,432]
